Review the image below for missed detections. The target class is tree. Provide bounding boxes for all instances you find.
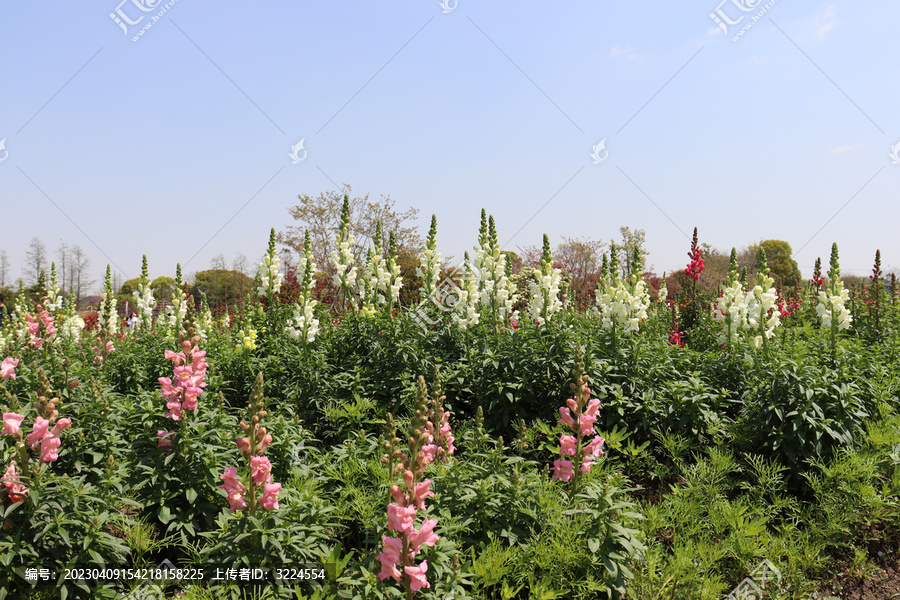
[24,237,47,286]
[279,186,421,272]
[150,276,176,304]
[0,249,9,288]
[232,253,250,276]
[69,244,93,302]
[117,277,141,307]
[210,253,227,271]
[759,240,801,290]
[617,227,649,277]
[556,236,606,308]
[191,269,254,311]
[56,241,69,296]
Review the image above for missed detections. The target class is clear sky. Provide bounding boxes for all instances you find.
[1,1,898,292]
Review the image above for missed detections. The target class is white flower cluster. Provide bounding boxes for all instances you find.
[528,269,563,326]
[257,253,284,298]
[713,280,748,344]
[59,314,86,340]
[595,278,650,334]
[286,303,320,343]
[416,246,442,302]
[331,237,357,293]
[46,285,63,315]
[167,291,187,335]
[195,303,213,341]
[359,246,399,314]
[817,286,852,331]
[98,288,118,337]
[286,242,320,343]
[385,259,402,307]
[743,274,781,349]
[473,248,517,324]
[133,285,156,330]
[452,262,481,330]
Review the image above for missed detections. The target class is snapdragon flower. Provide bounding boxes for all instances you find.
[256,228,284,299]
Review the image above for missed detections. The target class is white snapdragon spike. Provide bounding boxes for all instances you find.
[331,237,357,292]
[196,303,213,341]
[287,303,320,343]
[287,229,320,342]
[46,271,63,315]
[817,288,852,330]
[742,274,781,348]
[595,277,650,335]
[168,295,187,334]
[416,246,442,301]
[220,311,231,329]
[528,270,563,325]
[453,260,480,330]
[98,267,118,337]
[60,314,86,340]
[256,253,284,298]
[133,286,156,331]
[713,280,749,344]
[358,248,379,315]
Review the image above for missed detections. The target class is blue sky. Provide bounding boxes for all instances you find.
[1,1,898,291]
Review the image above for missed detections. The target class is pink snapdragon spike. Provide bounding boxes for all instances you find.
[408,519,439,553]
[220,373,281,515]
[26,418,51,450]
[50,418,71,437]
[1,358,18,381]
[376,536,403,582]
[160,337,207,421]
[40,436,61,462]
[219,467,248,512]
[2,413,25,437]
[405,561,430,591]
[157,431,174,448]
[552,459,575,482]
[551,351,606,491]
[24,311,55,348]
[259,483,281,510]
[378,374,448,596]
[250,456,272,485]
[2,461,28,503]
[387,503,417,533]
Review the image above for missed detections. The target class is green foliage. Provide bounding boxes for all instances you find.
[734,359,875,478]
[192,269,254,312]
[759,240,802,290]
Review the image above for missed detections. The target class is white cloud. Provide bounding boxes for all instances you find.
[830,144,860,154]
[609,46,644,61]
[797,4,836,41]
